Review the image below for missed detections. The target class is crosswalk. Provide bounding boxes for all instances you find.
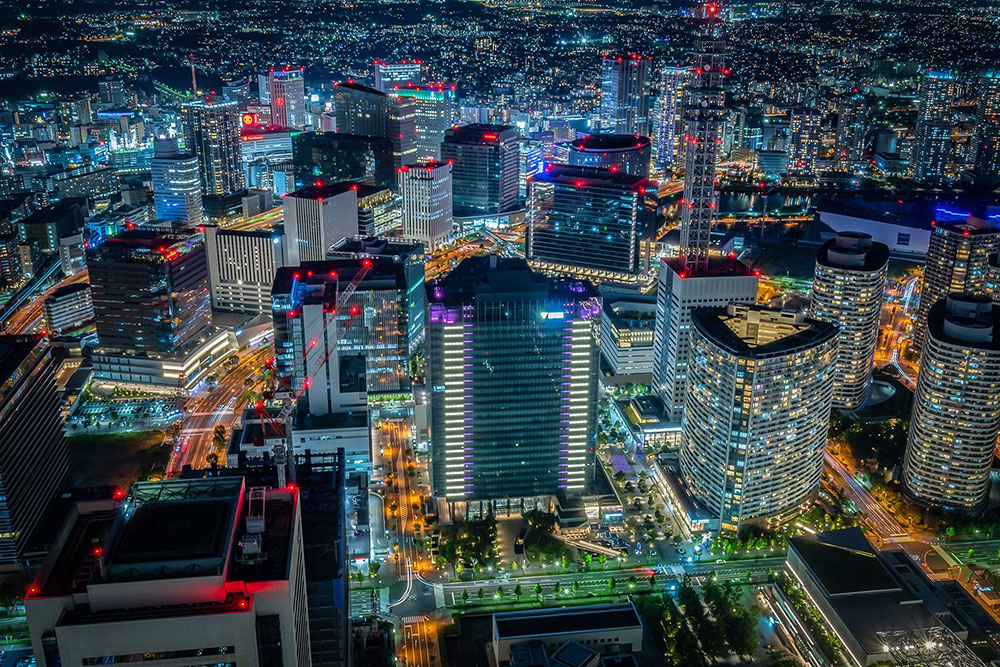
[401,615,427,624]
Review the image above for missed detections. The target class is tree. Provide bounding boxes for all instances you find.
[583,552,593,569]
[514,584,522,600]
[608,577,617,593]
[462,590,469,605]
[369,560,381,578]
[206,452,219,466]
[572,581,580,594]
[945,525,956,539]
[533,583,542,599]
[355,571,364,584]
[599,553,607,569]
[477,587,485,601]
[495,586,504,600]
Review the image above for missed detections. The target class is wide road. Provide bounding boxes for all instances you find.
[169,346,271,474]
[3,270,90,335]
[825,451,907,540]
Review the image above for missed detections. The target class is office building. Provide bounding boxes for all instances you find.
[151,137,204,225]
[390,84,458,160]
[355,184,402,236]
[680,305,837,534]
[205,225,287,314]
[787,528,998,667]
[913,219,1000,347]
[527,164,649,282]
[43,283,94,335]
[600,298,656,377]
[973,71,1000,183]
[0,335,69,566]
[787,107,822,176]
[0,230,21,288]
[97,77,125,106]
[398,161,453,251]
[519,139,543,198]
[567,134,652,179]
[282,183,359,264]
[373,59,422,92]
[240,126,294,191]
[599,56,652,136]
[440,124,519,216]
[16,198,87,254]
[292,131,395,189]
[903,294,1000,513]
[268,67,306,128]
[912,71,955,183]
[811,232,889,410]
[333,81,417,167]
[986,253,1000,302]
[835,95,869,172]
[653,66,687,168]
[180,99,245,196]
[428,256,600,512]
[26,478,311,667]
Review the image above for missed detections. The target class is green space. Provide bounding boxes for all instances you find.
[776,573,844,664]
[751,244,821,280]
[67,430,170,488]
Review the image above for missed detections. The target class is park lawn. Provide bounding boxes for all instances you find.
[67,430,170,488]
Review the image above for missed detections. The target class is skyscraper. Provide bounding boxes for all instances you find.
[440,124,520,216]
[333,81,417,167]
[97,77,126,106]
[390,84,458,160]
[282,183,360,264]
[913,220,1000,348]
[652,11,759,420]
[599,56,652,136]
[811,232,889,411]
[680,305,837,535]
[527,163,650,282]
[912,71,955,183]
[903,294,1000,513]
[204,225,287,314]
[653,66,687,168]
[567,134,652,179]
[151,137,204,225]
[292,131,395,189]
[428,257,599,512]
[973,71,1000,183]
[180,99,245,196]
[835,95,869,172]
[398,161,453,252]
[268,66,306,129]
[0,334,70,565]
[787,107,822,176]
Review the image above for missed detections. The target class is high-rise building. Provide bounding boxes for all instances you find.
[89,229,212,356]
[652,16,759,421]
[390,84,458,160]
[912,71,956,183]
[0,335,69,565]
[26,478,311,667]
[787,107,822,176]
[204,225,288,314]
[527,164,650,282]
[373,59,423,92]
[398,161,453,251]
[292,131,395,189]
[985,253,1000,302]
[519,139,544,198]
[973,71,1000,183]
[0,230,22,288]
[282,183,360,264]
[811,232,889,410]
[653,66,687,168]
[680,305,837,535]
[268,66,306,129]
[43,282,94,335]
[913,219,1000,347]
[150,138,205,226]
[427,256,600,511]
[180,99,245,196]
[440,124,520,216]
[333,81,417,167]
[835,95,869,172]
[97,77,126,106]
[567,134,652,179]
[355,184,402,236]
[903,294,1000,513]
[599,56,652,136]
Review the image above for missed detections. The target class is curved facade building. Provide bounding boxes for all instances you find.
[811,232,889,410]
[680,305,838,535]
[567,134,651,178]
[903,294,1000,513]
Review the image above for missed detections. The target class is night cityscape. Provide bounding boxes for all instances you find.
[2,0,1000,665]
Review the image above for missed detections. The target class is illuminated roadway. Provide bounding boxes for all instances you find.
[2,270,90,335]
[825,452,907,540]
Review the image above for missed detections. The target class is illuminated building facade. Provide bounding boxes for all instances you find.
[653,66,687,168]
[912,71,955,183]
[291,131,395,189]
[151,137,203,225]
[835,95,869,172]
[787,107,822,176]
[973,72,1000,183]
[333,81,417,168]
[599,56,652,136]
[390,84,458,161]
[373,59,422,92]
[811,232,889,410]
[903,295,1000,513]
[180,99,245,196]
[204,225,288,314]
[680,305,837,535]
[268,67,306,129]
[913,220,1000,347]
[440,124,519,216]
[282,183,360,264]
[527,164,649,282]
[428,257,599,512]
[567,134,651,179]
[398,161,453,252]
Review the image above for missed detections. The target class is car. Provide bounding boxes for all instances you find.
[715,559,726,565]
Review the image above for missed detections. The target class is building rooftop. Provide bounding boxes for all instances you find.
[49,282,91,299]
[533,163,650,191]
[494,602,642,640]
[429,256,598,306]
[334,80,384,96]
[816,232,890,272]
[692,304,838,359]
[444,123,517,144]
[571,134,651,152]
[286,182,359,201]
[789,530,900,596]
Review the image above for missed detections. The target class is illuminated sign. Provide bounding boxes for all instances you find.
[241,112,258,127]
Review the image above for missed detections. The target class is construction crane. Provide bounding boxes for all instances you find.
[253,259,373,485]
